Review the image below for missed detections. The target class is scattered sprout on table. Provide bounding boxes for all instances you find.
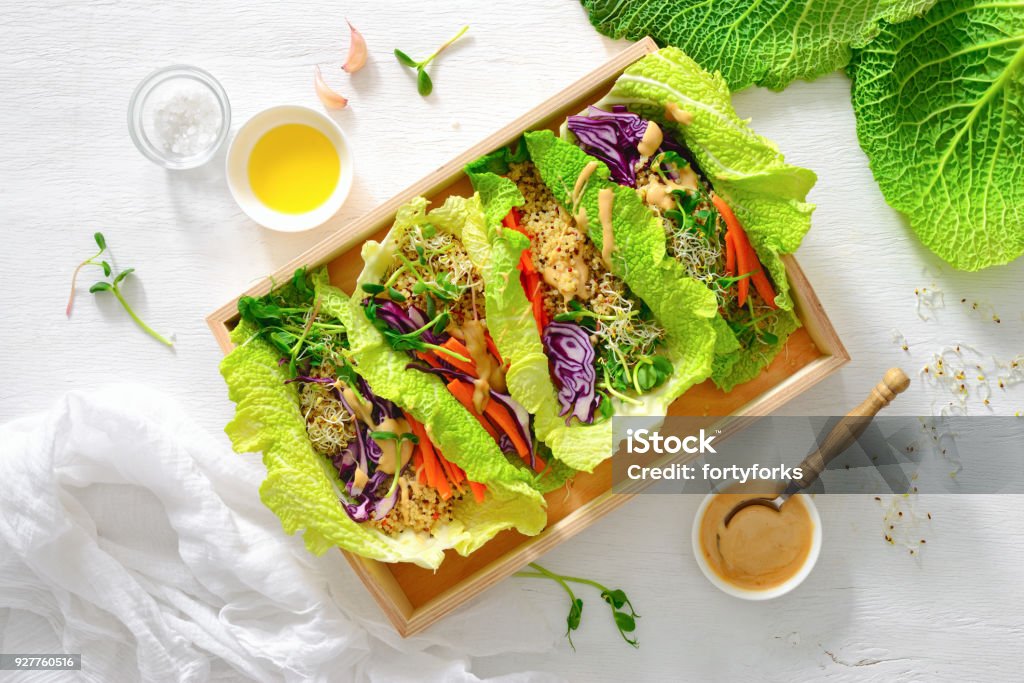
[394,25,469,96]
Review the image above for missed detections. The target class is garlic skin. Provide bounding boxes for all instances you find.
[314,65,348,109]
[342,20,367,73]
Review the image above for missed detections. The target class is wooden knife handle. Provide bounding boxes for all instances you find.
[794,368,910,490]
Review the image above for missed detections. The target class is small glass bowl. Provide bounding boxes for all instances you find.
[128,65,231,170]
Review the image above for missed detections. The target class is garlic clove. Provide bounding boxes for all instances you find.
[342,19,367,74]
[314,65,348,109]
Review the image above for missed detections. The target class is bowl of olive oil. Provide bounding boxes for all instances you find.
[226,105,353,232]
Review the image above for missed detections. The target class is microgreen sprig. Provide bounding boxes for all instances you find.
[68,232,173,346]
[362,298,471,363]
[515,562,639,649]
[238,268,357,379]
[90,269,173,347]
[66,232,110,317]
[394,25,469,96]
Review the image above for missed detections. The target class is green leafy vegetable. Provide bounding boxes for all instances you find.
[525,130,719,415]
[73,232,172,346]
[346,195,552,497]
[515,562,639,648]
[394,25,469,96]
[464,150,613,474]
[220,269,548,569]
[238,267,358,380]
[579,0,936,90]
[848,2,1024,270]
[595,48,816,386]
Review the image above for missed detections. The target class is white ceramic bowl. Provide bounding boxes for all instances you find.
[226,105,353,232]
[691,492,822,600]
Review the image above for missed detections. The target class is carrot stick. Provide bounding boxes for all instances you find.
[713,193,778,308]
[725,230,736,277]
[504,208,549,332]
[412,446,426,485]
[406,413,451,500]
[438,338,478,376]
[479,399,540,470]
[445,458,466,485]
[447,371,544,473]
[711,193,741,233]
[447,380,502,441]
[735,238,751,307]
[437,453,465,494]
[415,351,442,368]
[519,249,537,275]
[502,207,525,233]
[468,481,487,503]
[505,209,538,274]
[485,332,503,366]
[715,194,751,306]
[522,272,547,333]
[744,241,778,309]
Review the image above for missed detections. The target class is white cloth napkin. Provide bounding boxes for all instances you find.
[0,385,564,682]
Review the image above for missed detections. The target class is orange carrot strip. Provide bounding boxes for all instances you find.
[447,379,544,473]
[505,209,538,275]
[502,207,525,233]
[406,412,451,500]
[522,272,547,333]
[714,194,751,306]
[711,193,740,233]
[415,351,442,368]
[480,400,538,469]
[735,238,751,307]
[438,338,478,376]
[437,453,465,494]
[452,462,467,485]
[485,332,504,367]
[743,240,778,309]
[468,481,487,503]
[714,193,778,309]
[446,380,502,442]
[519,248,537,275]
[725,230,736,277]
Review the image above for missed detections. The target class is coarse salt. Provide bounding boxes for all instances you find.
[147,82,222,158]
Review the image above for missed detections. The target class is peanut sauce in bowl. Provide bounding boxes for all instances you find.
[692,488,821,600]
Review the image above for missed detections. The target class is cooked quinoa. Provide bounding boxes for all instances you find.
[508,160,666,367]
[508,161,608,317]
[372,474,460,536]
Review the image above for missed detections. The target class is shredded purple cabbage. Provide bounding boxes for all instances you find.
[367,299,448,345]
[542,322,597,425]
[566,105,650,187]
[295,374,410,524]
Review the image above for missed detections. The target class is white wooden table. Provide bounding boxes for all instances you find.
[2,1,1022,680]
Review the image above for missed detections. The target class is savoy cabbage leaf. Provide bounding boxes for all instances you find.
[848,2,1024,270]
[580,0,936,90]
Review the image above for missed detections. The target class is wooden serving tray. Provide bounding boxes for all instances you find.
[207,38,849,636]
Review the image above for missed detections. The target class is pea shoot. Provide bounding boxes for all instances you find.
[362,297,471,363]
[238,267,358,380]
[394,25,469,96]
[515,562,639,649]
[66,232,109,317]
[67,232,174,346]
